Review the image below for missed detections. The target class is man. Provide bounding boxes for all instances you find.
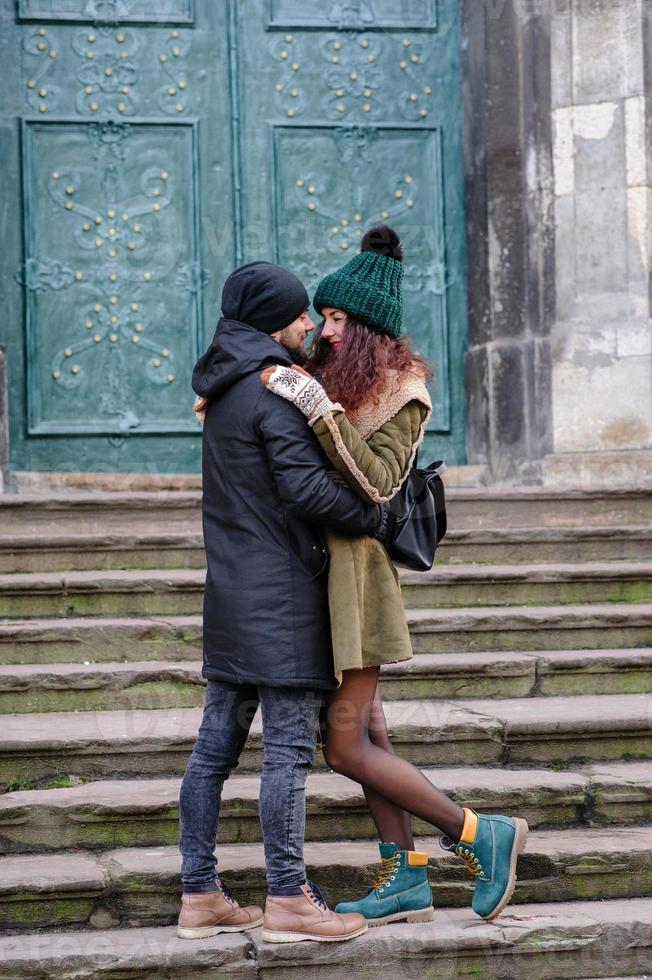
[177,261,381,944]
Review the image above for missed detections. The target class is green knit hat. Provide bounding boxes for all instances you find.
[313,225,404,338]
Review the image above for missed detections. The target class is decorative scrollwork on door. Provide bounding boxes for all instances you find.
[73,26,139,116]
[44,148,177,406]
[270,32,305,119]
[22,24,61,114]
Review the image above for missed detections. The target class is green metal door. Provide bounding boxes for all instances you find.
[2,0,467,475]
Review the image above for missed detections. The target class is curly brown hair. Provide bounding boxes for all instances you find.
[306,318,433,413]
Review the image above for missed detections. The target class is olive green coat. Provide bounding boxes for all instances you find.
[311,376,431,678]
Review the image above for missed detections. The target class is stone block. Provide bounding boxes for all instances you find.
[553,194,577,318]
[553,106,575,198]
[616,318,652,357]
[627,185,652,291]
[574,102,628,297]
[464,345,490,463]
[550,4,572,108]
[625,95,648,186]
[542,448,652,487]
[571,1,642,103]
[487,195,527,340]
[490,343,529,457]
[0,927,254,979]
[532,336,554,454]
[589,761,652,825]
[553,349,652,452]
[0,347,7,495]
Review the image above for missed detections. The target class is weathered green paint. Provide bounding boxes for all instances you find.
[2,0,467,474]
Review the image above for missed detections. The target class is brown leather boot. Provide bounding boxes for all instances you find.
[177,882,264,939]
[262,881,368,943]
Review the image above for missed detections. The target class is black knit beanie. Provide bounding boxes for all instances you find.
[221,261,309,335]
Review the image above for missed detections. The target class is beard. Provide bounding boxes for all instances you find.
[279,332,309,366]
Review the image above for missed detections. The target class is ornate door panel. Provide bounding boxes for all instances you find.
[22,119,201,435]
[3,0,467,473]
[4,1,231,473]
[237,0,468,464]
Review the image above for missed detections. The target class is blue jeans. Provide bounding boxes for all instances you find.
[179,679,323,893]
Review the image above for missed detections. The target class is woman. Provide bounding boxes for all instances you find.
[261,225,528,927]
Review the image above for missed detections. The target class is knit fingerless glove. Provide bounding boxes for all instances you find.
[263,365,344,425]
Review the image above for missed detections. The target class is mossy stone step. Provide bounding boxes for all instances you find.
[0,533,206,574]
[0,571,204,619]
[1,828,651,932]
[2,606,651,668]
[3,525,651,574]
[1,898,651,980]
[384,648,652,700]
[2,649,652,714]
[3,486,651,534]
[2,564,652,617]
[1,694,651,789]
[438,525,652,566]
[399,562,652,609]
[407,604,652,655]
[2,762,650,854]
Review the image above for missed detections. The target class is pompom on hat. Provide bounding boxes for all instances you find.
[313,225,404,338]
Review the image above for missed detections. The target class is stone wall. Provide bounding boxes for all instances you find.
[546,0,652,484]
[0,347,8,493]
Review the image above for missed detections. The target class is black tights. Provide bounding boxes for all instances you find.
[322,666,465,846]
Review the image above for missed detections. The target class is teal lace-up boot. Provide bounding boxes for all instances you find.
[441,807,529,920]
[334,843,435,927]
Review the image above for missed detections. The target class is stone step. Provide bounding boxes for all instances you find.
[0,570,205,619]
[1,694,651,789]
[2,761,650,854]
[1,828,651,933]
[1,899,651,980]
[399,561,652,608]
[2,605,651,665]
[0,492,203,536]
[2,562,651,618]
[2,648,652,714]
[439,525,652,566]
[3,486,651,534]
[3,525,651,573]
[408,604,652,654]
[0,532,206,573]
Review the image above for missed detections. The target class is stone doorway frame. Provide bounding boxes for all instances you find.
[460,2,555,484]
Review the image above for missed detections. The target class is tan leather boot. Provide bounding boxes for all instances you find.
[262,882,368,943]
[177,882,264,939]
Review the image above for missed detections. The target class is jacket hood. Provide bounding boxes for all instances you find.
[192,318,293,401]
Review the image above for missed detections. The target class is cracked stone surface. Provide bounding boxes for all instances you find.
[3,899,648,980]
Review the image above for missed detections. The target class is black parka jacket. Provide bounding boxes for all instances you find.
[192,318,380,691]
